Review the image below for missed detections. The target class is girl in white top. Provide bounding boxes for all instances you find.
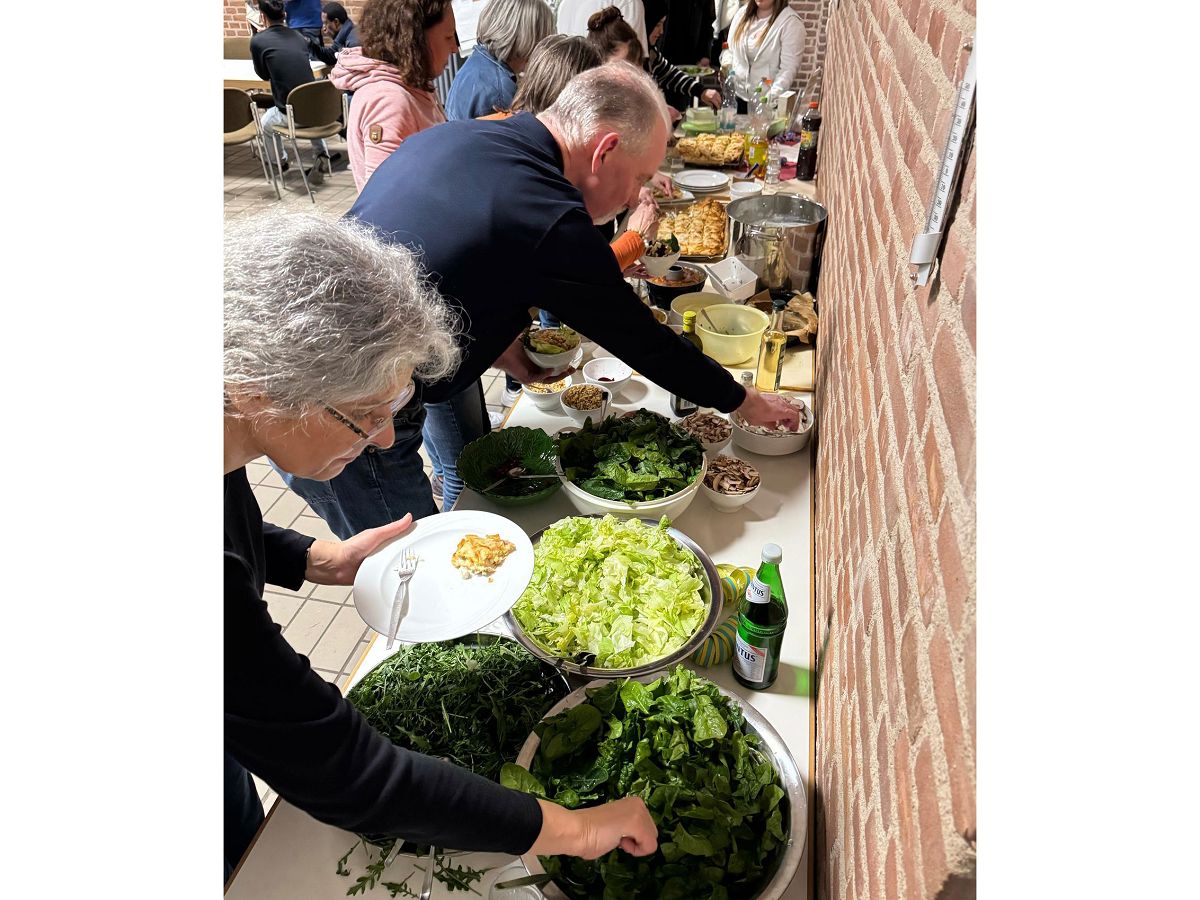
[557,0,648,57]
[726,0,806,102]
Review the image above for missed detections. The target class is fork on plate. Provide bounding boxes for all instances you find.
[386,548,419,650]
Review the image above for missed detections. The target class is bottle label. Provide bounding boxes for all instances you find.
[799,129,818,150]
[734,632,768,682]
[746,577,770,604]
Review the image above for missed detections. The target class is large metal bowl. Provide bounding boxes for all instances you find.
[501,515,723,679]
[515,675,807,900]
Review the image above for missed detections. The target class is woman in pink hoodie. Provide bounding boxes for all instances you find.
[330,0,459,191]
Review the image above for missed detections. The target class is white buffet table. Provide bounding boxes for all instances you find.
[226,371,815,899]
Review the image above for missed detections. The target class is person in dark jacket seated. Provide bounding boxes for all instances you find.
[223,211,657,883]
[251,0,332,178]
[308,1,359,66]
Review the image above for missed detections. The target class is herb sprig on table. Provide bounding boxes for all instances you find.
[501,666,788,900]
[557,410,704,502]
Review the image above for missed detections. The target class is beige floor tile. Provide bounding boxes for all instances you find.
[484,378,505,406]
[336,672,352,691]
[246,462,271,484]
[264,590,305,628]
[270,579,316,599]
[252,484,285,514]
[293,513,338,543]
[259,467,288,490]
[282,599,340,656]
[417,444,431,468]
[344,639,374,677]
[312,667,340,682]
[263,489,311,528]
[309,583,353,603]
[308,605,370,672]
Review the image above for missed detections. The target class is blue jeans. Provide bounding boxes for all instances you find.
[538,309,560,329]
[225,752,264,884]
[260,105,329,165]
[278,392,439,540]
[422,380,491,511]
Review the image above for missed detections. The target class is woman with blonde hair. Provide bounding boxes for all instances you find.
[445,0,554,120]
[330,0,460,190]
[726,0,805,108]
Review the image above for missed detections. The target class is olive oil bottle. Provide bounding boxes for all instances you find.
[733,543,788,690]
[754,296,788,393]
[671,310,704,417]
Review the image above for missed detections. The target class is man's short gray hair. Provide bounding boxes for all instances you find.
[540,61,671,155]
[477,0,554,68]
[224,212,460,418]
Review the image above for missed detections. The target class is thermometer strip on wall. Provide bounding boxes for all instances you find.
[909,37,977,287]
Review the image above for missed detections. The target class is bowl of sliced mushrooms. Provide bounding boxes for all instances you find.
[701,454,762,512]
[677,410,733,459]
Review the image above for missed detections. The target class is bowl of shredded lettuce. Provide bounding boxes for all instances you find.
[503,514,723,677]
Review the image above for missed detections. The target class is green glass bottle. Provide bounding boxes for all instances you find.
[733,543,788,690]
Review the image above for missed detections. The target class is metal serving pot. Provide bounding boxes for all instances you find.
[500,515,724,679]
[515,675,807,900]
[727,194,828,293]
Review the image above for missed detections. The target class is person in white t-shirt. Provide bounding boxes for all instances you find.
[557,0,647,57]
[726,0,805,106]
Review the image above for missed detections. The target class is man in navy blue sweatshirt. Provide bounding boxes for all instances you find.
[282,62,800,538]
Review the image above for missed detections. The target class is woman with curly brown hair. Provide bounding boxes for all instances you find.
[329,0,459,190]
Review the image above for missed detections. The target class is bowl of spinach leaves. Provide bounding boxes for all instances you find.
[554,410,707,520]
[502,666,806,899]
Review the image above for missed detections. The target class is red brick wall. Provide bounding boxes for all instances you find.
[224,1,367,37]
[812,0,976,897]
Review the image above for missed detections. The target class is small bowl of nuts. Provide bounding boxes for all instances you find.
[560,383,610,427]
[701,454,762,513]
[523,375,573,412]
[677,410,733,459]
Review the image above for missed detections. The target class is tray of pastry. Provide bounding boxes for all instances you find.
[659,198,729,261]
[675,132,746,168]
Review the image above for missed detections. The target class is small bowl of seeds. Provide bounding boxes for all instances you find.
[560,383,610,427]
[524,376,573,412]
[700,454,762,512]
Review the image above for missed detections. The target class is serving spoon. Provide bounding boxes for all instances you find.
[480,465,557,493]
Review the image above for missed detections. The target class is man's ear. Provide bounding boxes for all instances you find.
[591,132,621,173]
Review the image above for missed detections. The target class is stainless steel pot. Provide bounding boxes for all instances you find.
[515,675,807,900]
[727,194,828,292]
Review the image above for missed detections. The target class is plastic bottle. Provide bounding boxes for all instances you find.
[795,101,822,181]
[733,543,789,690]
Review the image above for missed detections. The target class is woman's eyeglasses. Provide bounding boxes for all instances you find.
[323,382,416,442]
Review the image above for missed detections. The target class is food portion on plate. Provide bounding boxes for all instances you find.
[676,131,745,166]
[704,455,761,494]
[659,198,728,259]
[511,516,709,669]
[649,180,686,201]
[522,326,580,356]
[557,409,703,502]
[503,666,789,898]
[451,532,516,579]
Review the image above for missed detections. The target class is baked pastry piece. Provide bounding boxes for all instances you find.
[659,199,728,258]
[676,132,745,166]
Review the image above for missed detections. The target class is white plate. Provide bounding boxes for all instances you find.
[353,510,534,643]
[673,169,731,193]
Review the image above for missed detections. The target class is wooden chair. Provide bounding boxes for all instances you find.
[263,80,344,202]
[224,36,252,60]
[224,88,279,198]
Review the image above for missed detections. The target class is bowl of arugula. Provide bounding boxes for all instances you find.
[502,665,806,900]
[554,410,707,520]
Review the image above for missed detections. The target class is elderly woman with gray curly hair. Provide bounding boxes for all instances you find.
[223,212,656,883]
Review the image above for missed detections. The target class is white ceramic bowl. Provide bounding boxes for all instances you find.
[582,357,632,399]
[523,374,574,412]
[730,395,814,456]
[640,249,683,277]
[523,328,582,370]
[556,455,708,521]
[701,478,761,513]
[560,385,610,427]
[730,180,763,200]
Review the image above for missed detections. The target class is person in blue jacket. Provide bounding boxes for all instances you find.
[307,1,359,66]
[445,0,554,120]
[284,0,324,55]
